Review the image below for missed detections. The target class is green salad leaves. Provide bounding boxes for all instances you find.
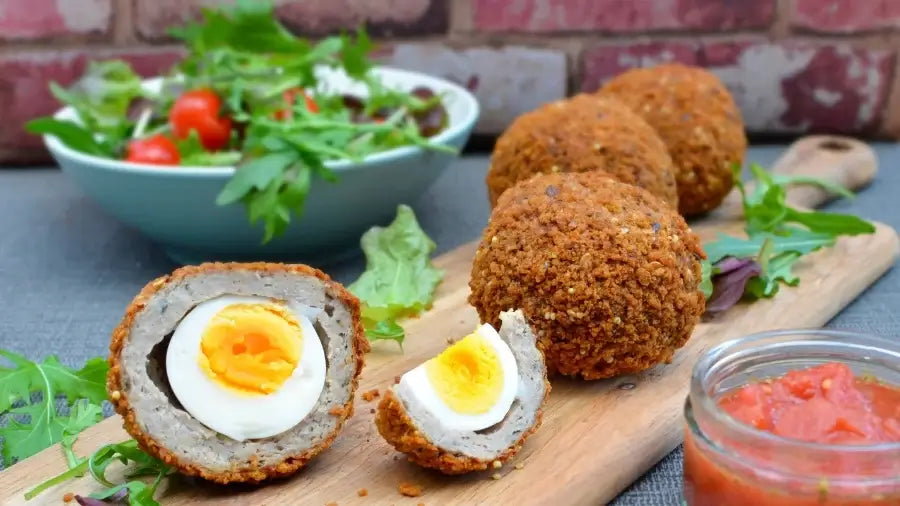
[0,350,170,505]
[26,0,454,244]
[349,205,445,347]
[701,164,875,313]
[0,351,107,466]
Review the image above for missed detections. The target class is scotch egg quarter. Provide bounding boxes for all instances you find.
[375,310,550,474]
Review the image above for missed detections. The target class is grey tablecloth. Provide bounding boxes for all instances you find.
[1,144,898,505]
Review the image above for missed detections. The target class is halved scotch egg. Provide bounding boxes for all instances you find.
[375,310,549,474]
[107,262,367,484]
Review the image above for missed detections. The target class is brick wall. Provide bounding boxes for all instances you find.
[2,0,899,164]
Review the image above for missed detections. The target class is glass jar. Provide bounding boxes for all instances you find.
[683,329,900,506]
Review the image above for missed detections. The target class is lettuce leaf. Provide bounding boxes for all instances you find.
[348,205,444,346]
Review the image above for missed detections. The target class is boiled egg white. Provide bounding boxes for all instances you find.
[399,323,518,432]
[166,294,326,441]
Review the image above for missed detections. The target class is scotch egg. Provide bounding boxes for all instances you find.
[375,310,549,474]
[107,263,368,484]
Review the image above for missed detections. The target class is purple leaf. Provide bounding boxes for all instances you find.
[75,497,111,506]
[714,256,752,275]
[706,259,762,314]
[75,488,129,505]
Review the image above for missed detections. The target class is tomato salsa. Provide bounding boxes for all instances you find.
[685,362,900,505]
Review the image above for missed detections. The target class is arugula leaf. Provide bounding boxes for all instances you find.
[25,118,112,157]
[703,228,837,265]
[701,162,876,313]
[24,401,103,500]
[348,205,444,346]
[771,174,856,200]
[745,251,803,299]
[216,152,297,205]
[61,401,104,468]
[0,351,109,466]
[48,60,145,144]
[87,440,171,506]
[783,208,875,236]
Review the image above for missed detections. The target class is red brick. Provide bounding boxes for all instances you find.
[384,43,567,133]
[276,0,447,37]
[474,0,774,32]
[582,40,893,135]
[0,49,182,164]
[0,0,112,41]
[135,0,447,41]
[580,41,699,92]
[791,0,900,33]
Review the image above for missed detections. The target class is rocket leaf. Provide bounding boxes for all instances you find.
[0,351,109,466]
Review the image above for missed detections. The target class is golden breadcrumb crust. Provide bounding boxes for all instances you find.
[107,262,368,484]
[486,94,679,209]
[469,172,705,380]
[375,381,549,475]
[598,63,747,217]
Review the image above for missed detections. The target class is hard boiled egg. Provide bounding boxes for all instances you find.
[398,323,518,431]
[166,295,326,441]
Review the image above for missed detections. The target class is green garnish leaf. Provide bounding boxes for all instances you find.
[0,351,109,466]
[87,440,172,506]
[348,205,444,347]
[703,228,837,265]
[216,151,297,206]
[699,260,714,299]
[24,118,111,157]
[48,60,145,147]
[771,174,856,200]
[702,163,876,313]
[365,320,406,348]
[24,400,104,500]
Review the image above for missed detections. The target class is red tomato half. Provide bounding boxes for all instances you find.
[125,135,181,165]
[169,89,232,151]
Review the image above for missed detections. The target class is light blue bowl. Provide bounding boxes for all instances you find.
[43,66,479,265]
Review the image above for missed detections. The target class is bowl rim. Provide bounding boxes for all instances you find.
[43,65,480,178]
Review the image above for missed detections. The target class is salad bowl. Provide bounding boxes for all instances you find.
[42,66,479,265]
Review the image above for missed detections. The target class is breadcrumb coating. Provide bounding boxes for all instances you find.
[107,262,367,484]
[598,63,747,216]
[374,389,546,474]
[469,172,705,379]
[486,94,678,209]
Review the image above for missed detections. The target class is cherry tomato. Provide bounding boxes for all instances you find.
[169,89,232,151]
[125,135,181,165]
[273,89,318,120]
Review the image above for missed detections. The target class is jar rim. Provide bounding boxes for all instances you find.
[690,328,900,454]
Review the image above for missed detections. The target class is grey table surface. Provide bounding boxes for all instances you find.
[1,144,899,505]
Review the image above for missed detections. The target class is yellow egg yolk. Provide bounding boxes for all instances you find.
[198,303,302,395]
[425,331,503,414]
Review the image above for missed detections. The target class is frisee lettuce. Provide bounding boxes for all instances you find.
[348,205,444,347]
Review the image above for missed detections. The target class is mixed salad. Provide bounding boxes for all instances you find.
[27,1,452,243]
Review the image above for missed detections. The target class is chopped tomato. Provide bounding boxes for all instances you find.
[274,89,318,120]
[169,89,232,151]
[718,363,899,444]
[125,135,180,165]
[685,363,900,506]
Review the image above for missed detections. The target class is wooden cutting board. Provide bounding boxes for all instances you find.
[1,136,897,506]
